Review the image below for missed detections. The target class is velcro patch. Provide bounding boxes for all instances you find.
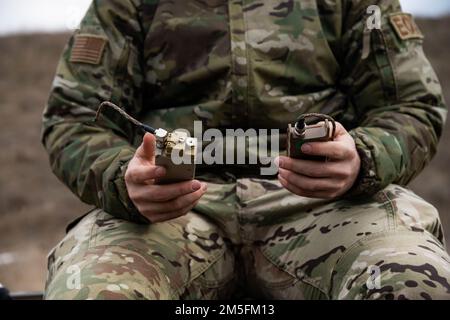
[389,13,423,40]
[70,34,107,65]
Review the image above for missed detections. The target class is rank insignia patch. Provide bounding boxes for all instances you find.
[70,34,108,65]
[389,13,424,40]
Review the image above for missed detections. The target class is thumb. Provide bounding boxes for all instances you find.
[136,133,156,163]
[333,122,348,139]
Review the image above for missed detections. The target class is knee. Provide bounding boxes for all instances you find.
[45,249,174,300]
[45,278,172,300]
[332,232,450,300]
[363,261,450,300]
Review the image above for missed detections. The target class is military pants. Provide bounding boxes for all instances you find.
[45,175,450,300]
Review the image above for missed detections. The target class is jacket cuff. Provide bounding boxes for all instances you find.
[344,130,383,199]
[108,159,150,224]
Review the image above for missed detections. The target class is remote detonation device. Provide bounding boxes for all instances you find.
[95,102,197,184]
[287,113,336,161]
[153,128,197,184]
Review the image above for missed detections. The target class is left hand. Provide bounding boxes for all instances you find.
[276,122,361,199]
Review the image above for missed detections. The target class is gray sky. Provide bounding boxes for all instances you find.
[0,0,450,36]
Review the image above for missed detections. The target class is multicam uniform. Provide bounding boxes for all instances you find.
[42,0,450,299]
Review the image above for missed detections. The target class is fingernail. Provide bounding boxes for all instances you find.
[275,157,283,168]
[155,167,166,177]
[302,144,312,153]
[202,183,208,191]
[192,180,202,191]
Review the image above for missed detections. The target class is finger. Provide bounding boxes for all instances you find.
[278,174,309,196]
[300,122,354,160]
[334,123,358,146]
[126,165,166,184]
[278,175,337,200]
[136,133,156,163]
[148,201,198,224]
[143,180,206,202]
[277,156,343,178]
[278,168,338,192]
[333,122,347,138]
[139,186,206,214]
[300,140,353,160]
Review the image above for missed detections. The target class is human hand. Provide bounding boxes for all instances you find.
[277,122,361,199]
[125,133,207,223]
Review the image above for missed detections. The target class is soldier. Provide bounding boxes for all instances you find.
[42,0,450,299]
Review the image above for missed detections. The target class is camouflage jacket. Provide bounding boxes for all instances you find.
[42,0,447,223]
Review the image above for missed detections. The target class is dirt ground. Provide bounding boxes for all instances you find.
[1,18,450,293]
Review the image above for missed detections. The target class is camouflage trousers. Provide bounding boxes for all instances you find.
[45,175,450,300]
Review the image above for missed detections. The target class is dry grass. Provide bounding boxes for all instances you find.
[0,33,90,292]
[0,17,449,292]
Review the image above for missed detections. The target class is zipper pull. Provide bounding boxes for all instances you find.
[362,26,372,60]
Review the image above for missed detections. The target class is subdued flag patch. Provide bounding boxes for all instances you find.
[70,34,108,65]
[389,13,424,41]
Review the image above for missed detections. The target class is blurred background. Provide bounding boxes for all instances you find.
[0,0,449,293]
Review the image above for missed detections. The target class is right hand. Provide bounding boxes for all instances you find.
[125,133,207,223]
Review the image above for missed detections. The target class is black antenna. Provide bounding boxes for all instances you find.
[95,101,156,134]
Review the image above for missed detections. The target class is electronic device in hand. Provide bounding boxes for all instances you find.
[154,129,197,184]
[287,113,336,161]
[95,102,197,185]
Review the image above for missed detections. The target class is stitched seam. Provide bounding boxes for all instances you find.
[171,249,229,298]
[379,190,397,231]
[236,179,244,243]
[87,209,103,249]
[194,259,236,288]
[242,4,251,123]
[227,0,238,115]
[256,249,302,290]
[379,28,399,101]
[257,246,330,299]
[111,39,130,103]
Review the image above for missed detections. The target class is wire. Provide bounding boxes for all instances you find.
[95,101,156,134]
